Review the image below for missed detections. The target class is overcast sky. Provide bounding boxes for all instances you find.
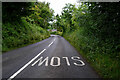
[38,0,78,15]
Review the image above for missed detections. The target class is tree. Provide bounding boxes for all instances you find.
[2,2,33,23]
[28,2,54,28]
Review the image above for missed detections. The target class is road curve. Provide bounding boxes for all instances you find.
[2,35,99,79]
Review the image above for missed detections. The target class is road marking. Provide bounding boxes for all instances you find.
[47,38,56,48]
[31,57,49,66]
[53,38,56,42]
[8,49,46,80]
[8,38,56,80]
[48,42,53,47]
[63,57,70,66]
[31,56,85,67]
[50,57,60,66]
[71,56,85,66]
[38,57,49,66]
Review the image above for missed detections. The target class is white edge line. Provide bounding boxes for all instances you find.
[8,49,46,80]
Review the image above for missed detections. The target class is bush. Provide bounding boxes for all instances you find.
[2,18,50,52]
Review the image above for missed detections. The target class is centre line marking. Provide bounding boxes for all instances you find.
[48,42,53,47]
[54,38,56,42]
[8,38,55,80]
[48,38,56,48]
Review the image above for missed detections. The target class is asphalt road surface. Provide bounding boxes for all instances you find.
[2,35,99,79]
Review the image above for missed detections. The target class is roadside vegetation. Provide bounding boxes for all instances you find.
[55,2,120,78]
[2,2,54,52]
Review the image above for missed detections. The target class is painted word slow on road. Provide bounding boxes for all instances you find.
[31,56,85,67]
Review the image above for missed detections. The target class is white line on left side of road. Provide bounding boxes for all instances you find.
[8,38,56,80]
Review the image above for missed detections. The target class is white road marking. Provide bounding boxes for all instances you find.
[47,38,56,48]
[8,38,56,80]
[71,56,85,66]
[32,57,49,66]
[32,56,85,67]
[48,42,53,47]
[53,38,56,42]
[62,57,70,66]
[31,58,41,67]
[50,57,60,66]
[38,57,49,66]
[8,49,46,80]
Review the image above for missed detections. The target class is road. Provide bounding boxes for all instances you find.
[2,35,99,79]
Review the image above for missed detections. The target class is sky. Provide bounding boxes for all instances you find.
[38,0,78,15]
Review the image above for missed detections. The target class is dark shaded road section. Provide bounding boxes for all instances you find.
[2,35,99,79]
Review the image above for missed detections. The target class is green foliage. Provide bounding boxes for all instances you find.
[2,2,53,52]
[64,30,120,78]
[2,17,50,52]
[2,2,33,23]
[2,2,54,28]
[58,2,120,78]
[54,4,77,33]
[50,31,62,36]
[29,2,54,28]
